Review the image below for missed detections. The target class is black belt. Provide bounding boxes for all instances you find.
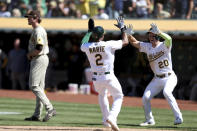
[156,73,171,78]
[93,72,110,75]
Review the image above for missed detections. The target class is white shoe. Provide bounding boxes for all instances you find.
[106,119,120,131]
[174,117,183,125]
[103,121,111,128]
[140,120,155,126]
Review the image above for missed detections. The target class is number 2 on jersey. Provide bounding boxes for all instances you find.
[158,59,169,68]
[95,54,103,66]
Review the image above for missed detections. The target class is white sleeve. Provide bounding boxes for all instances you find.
[139,42,148,53]
[108,40,123,51]
[80,43,87,52]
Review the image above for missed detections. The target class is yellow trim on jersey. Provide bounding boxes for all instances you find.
[37,38,43,45]
[37,37,43,45]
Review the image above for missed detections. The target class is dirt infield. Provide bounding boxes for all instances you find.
[0,89,196,131]
[0,126,179,131]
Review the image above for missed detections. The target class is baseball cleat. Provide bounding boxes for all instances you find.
[24,116,41,121]
[140,120,155,126]
[103,121,111,128]
[174,117,183,125]
[106,119,119,131]
[43,109,56,122]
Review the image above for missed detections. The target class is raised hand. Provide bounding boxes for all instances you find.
[124,24,134,35]
[150,23,161,35]
[88,18,95,32]
[114,16,125,30]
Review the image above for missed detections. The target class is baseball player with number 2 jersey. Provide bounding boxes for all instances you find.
[125,23,183,126]
[81,17,128,131]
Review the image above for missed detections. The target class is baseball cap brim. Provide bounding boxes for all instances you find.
[24,10,40,18]
[24,14,32,18]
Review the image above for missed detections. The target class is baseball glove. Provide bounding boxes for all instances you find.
[88,18,94,32]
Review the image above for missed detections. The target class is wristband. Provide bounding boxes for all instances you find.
[121,26,126,33]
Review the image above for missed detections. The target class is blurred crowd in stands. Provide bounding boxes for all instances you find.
[0,0,197,19]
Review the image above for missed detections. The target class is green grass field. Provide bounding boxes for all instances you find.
[0,98,197,131]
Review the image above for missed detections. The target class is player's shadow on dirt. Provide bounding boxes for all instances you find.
[63,122,112,129]
[63,122,102,126]
[62,123,108,131]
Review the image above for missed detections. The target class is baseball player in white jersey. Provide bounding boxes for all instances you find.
[24,10,56,122]
[124,23,183,126]
[81,17,128,131]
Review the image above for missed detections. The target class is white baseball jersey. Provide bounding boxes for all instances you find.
[28,25,49,56]
[81,40,123,73]
[139,42,173,75]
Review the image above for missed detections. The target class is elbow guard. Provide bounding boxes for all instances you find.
[35,44,43,51]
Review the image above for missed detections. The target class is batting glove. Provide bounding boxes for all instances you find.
[88,18,95,32]
[150,23,161,35]
[114,16,125,30]
[124,24,134,35]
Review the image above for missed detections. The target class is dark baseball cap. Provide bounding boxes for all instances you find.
[24,10,41,18]
[93,26,104,38]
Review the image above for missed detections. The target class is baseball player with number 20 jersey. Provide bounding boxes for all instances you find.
[125,23,183,126]
[81,17,128,131]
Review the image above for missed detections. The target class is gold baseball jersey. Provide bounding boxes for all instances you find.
[28,25,49,56]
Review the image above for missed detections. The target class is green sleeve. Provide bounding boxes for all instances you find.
[159,32,172,47]
[81,32,92,45]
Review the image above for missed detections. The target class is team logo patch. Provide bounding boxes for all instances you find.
[37,38,42,44]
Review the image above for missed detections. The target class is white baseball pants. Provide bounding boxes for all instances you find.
[142,72,182,121]
[29,55,53,118]
[93,72,123,123]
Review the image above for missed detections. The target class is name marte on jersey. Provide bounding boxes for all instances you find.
[148,51,164,62]
[89,46,105,54]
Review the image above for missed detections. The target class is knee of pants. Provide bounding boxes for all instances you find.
[30,86,39,92]
[112,93,123,101]
[142,93,151,102]
[99,93,107,98]
[163,89,172,98]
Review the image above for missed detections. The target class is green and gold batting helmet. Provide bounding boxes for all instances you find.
[92,26,104,39]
